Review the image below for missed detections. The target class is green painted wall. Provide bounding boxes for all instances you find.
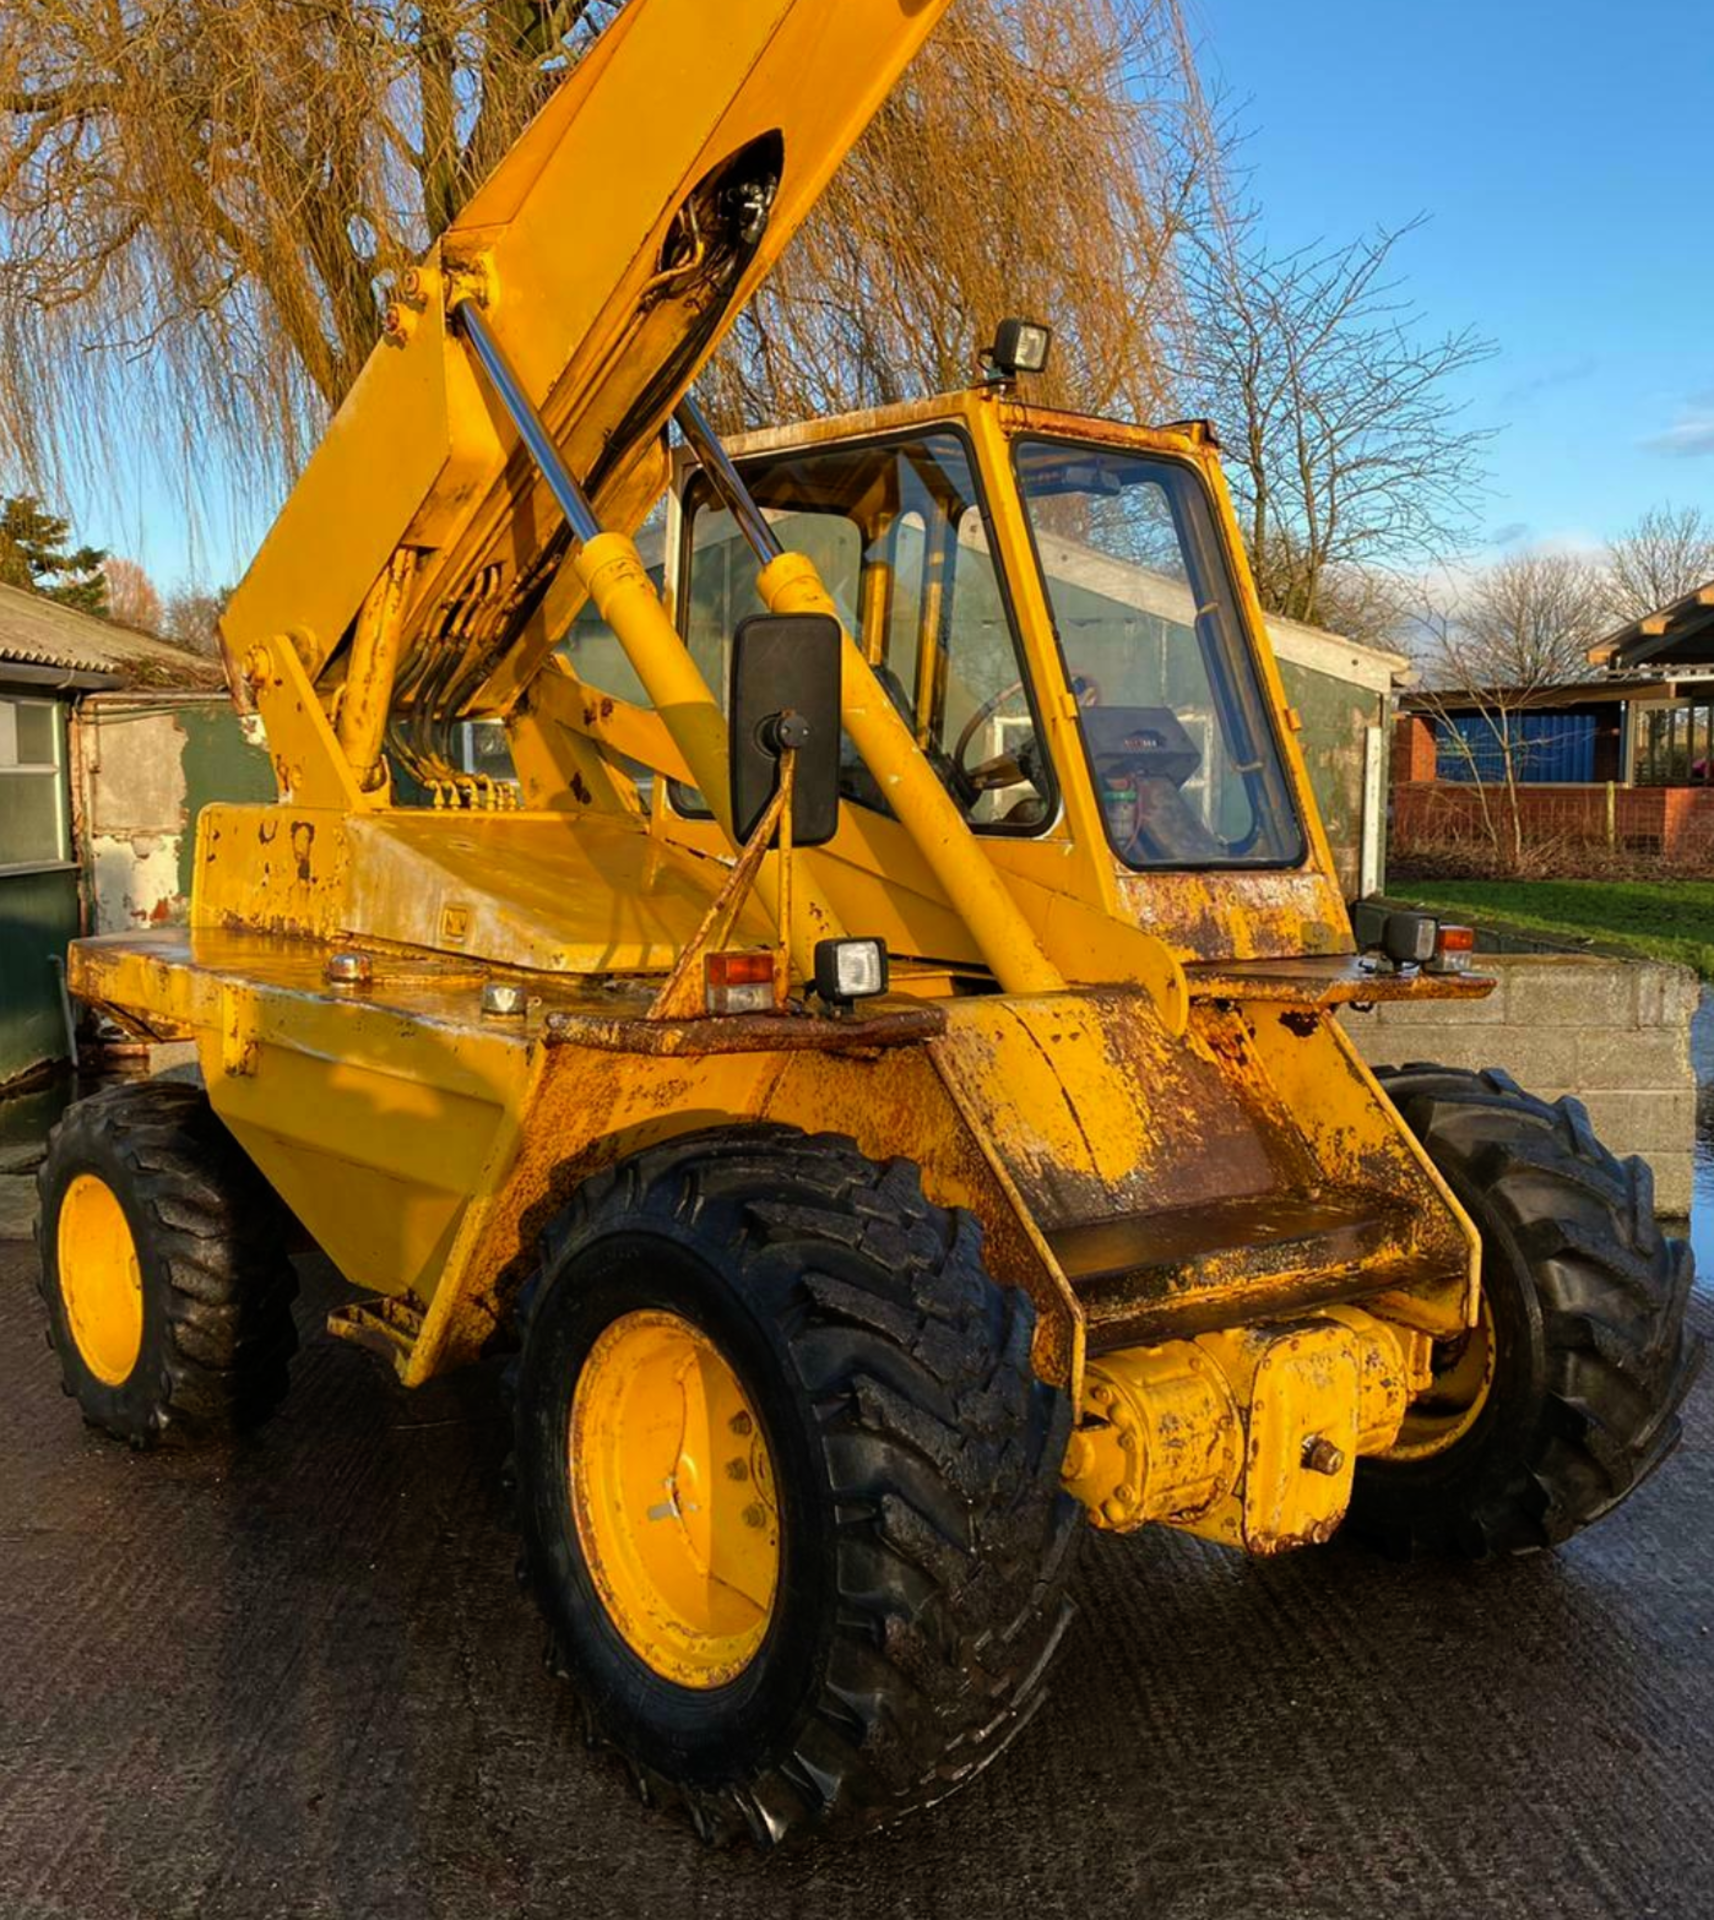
[175,703,277,900]
[0,702,271,1088]
[0,865,78,1088]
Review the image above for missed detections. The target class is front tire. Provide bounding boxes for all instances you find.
[1350,1066,1701,1558]
[36,1080,299,1448]
[511,1126,1080,1846]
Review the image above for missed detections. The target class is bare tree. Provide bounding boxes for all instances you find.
[1409,555,1615,866]
[160,585,230,658]
[102,557,163,634]
[1408,613,1524,865]
[1605,503,1714,622]
[1296,562,1411,650]
[1181,221,1493,638]
[1454,551,1613,688]
[1409,623,1561,871]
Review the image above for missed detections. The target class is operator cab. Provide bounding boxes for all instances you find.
[564,416,1305,868]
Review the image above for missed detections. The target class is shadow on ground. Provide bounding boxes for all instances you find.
[2,1244,1709,1920]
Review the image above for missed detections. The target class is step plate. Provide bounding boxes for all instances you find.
[1052,1188,1442,1351]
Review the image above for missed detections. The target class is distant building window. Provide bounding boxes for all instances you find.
[0,695,70,870]
[1634,702,1714,787]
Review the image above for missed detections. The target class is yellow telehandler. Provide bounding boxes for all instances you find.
[34,0,1699,1846]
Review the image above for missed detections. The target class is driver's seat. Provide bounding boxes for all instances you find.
[1129,779,1225,864]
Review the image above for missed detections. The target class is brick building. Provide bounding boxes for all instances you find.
[1392,579,1714,863]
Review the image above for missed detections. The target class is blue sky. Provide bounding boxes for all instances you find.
[1194,0,1714,562]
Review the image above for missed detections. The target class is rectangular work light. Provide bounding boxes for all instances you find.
[1350,898,1479,974]
[814,938,889,1009]
[985,318,1053,379]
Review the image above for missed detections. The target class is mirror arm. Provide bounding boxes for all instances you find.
[648,746,797,1022]
[774,747,796,1009]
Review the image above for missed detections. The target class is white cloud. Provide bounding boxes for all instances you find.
[1643,409,1714,458]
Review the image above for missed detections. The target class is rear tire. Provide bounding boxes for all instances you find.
[36,1080,299,1448]
[1349,1065,1701,1558]
[510,1125,1080,1846]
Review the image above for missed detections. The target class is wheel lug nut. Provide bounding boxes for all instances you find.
[728,1411,753,1436]
[725,1458,749,1481]
[741,1503,767,1530]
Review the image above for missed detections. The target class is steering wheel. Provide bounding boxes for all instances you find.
[951,678,1027,773]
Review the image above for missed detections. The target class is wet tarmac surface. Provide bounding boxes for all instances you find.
[2,1229,1711,1920]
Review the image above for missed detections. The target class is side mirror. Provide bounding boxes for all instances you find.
[730,612,843,847]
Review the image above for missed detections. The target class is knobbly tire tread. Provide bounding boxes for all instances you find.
[508,1124,1080,1847]
[36,1080,300,1448]
[1351,1064,1702,1558]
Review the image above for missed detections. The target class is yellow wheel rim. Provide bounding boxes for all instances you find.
[570,1309,779,1690]
[57,1172,145,1388]
[1383,1295,1498,1463]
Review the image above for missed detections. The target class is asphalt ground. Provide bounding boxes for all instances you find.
[2,1235,1711,1920]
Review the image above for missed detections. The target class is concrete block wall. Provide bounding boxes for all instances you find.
[1340,955,1700,1215]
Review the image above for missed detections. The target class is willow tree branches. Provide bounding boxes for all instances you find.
[0,1,610,495]
[705,0,1222,428]
[0,0,1217,515]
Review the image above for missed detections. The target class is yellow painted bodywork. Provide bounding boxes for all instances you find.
[57,1173,145,1389]
[71,921,1477,1416]
[66,0,1501,1561]
[222,0,957,717]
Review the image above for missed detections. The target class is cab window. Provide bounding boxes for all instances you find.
[679,431,1053,832]
[1014,440,1304,869]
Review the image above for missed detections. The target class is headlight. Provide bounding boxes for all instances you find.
[814,937,889,1008]
[984,317,1053,378]
[705,950,775,1015]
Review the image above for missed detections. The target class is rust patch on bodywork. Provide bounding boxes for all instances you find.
[542,1003,945,1056]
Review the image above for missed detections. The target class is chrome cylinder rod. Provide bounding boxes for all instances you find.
[674,391,782,565]
[453,299,602,547]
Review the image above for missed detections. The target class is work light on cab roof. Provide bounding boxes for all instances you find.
[983,316,1054,379]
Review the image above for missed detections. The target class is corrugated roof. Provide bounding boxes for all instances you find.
[0,580,227,689]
